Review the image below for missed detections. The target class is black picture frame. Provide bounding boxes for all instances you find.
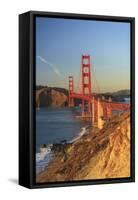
[19,11,135,189]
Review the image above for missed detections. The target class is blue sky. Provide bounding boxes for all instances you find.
[36,17,130,93]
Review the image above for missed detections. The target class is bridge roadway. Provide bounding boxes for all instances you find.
[69,92,130,111]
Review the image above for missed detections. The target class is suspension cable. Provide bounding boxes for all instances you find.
[91,63,101,94]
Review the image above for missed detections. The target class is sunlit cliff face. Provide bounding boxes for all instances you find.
[36,111,130,182]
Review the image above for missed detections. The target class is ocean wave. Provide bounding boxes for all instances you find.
[36,144,53,174]
[69,126,87,143]
[36,126,88,174]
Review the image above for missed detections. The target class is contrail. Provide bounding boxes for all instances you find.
[37,56,61,76]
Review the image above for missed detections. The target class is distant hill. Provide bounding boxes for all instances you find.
[51,87,68,96]
[100,89,130,102]
[105,89,130,97]
[36,85,48,90]
[36,86,68,108]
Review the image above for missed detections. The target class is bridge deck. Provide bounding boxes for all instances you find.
[70,93,130,112]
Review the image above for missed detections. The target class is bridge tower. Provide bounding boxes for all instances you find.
[68,76,74,107]
[81,55,92,116]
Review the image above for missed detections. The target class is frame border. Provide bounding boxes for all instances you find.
[20,11,135,189]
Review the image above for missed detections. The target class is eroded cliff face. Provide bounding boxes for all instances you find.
[36,87,68,108]
[36,111,130,183]
[50,89,68,107]
[36,88,47,107]
[80,113,130,180]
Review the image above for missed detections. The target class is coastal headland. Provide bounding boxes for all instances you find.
[36,110,130,183]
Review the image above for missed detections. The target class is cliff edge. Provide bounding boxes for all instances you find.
[36,111,130,182]
[36,87,68,107]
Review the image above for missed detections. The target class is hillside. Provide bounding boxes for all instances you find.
[36,87,68,107]
[36,111,130,182]
[112,89,130,96]
[101,89,130,102]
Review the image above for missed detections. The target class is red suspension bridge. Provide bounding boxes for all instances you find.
[68,55,130,128]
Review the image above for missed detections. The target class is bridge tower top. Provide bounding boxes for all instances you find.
[81,55,91,97]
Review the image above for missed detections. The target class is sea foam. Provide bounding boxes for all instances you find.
[69,127,87,143]
[36,145,53,174]
[36,127,87,174]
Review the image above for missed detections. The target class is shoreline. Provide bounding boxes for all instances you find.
[36,111,130,183]
[36,125,91,175]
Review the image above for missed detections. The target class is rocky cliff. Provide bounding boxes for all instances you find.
[36,87,68,108]
[36,111,130,182]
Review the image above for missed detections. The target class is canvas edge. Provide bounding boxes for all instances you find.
[19,10,135,189]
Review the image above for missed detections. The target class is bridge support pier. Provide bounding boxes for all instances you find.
[69,97,74,107]
[88,99,91,115]
[92,97,95,125]
[82,99,85,116]
[68,76,74,108]
[92,97,104,129]
[106,105,112,118]
[97,99,104,129]
[92,97,98,126]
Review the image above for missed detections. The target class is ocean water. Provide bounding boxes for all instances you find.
[36,98,130,174]
[36,107,90,174]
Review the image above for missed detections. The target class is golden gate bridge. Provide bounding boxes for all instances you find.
[68,55,130,129]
